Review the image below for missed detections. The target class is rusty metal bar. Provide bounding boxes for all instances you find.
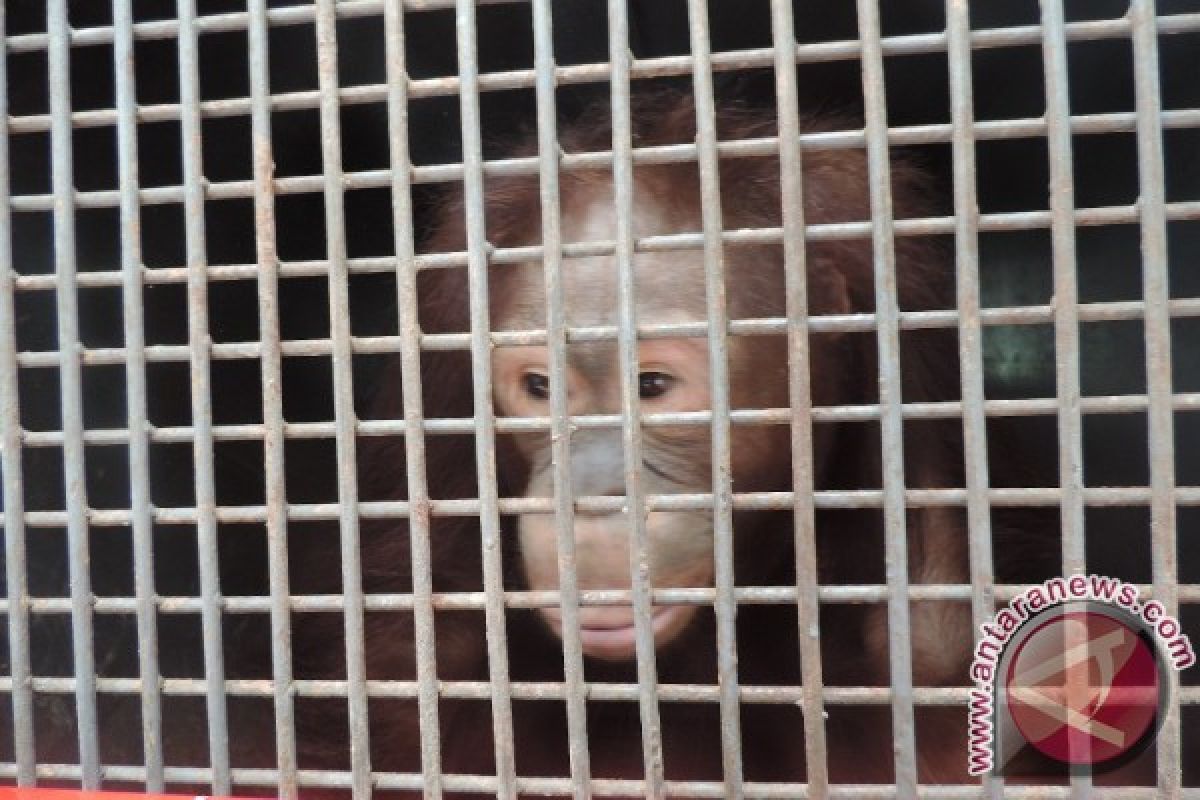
[12,296,1200,371]
[1129,0,1180,793]
[16,395,1200,446]
[685,0,745,793]
[46,0,102,786]
[855,0,918,789]
[10,4,1196,56]
[13,195,1200,289]
[312,2,374,798]
[12,111,1200,210]
[0,1,35,784]
[768,0,830,792]
[113,0,166,788]
[11,184,1200,251]
[1039,0,1091,787]
[607,0,667,794]
[6,483,1200,532]
[1039,0,1087,571]
[8,13,1200,122]
[383,0,444,797]
[4,0,522,55]
[5,579,1200,617]
[13,390,1200,450]
[10,675,1200,707]
[178,0,233,789]
[246,0,300,796]
[944,0,1001,795]
[453,0,519,794]
[527,0,593,796]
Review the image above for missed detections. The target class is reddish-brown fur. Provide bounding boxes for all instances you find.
[293,92,994,792]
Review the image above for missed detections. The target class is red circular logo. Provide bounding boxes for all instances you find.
[1004,608,1162,766]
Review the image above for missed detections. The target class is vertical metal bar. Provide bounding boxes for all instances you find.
[683,1,744,794]
[312,4,374,799]
[1129,1,1179,795]
[452,1,519,795]
[944,2,1002,797]
[853,0,918,791]
[246,2,299,797]
[382,3,444,798]
[1038,0,1090,784]
[177,1,233,790]
[112,0,165,789]
[0,3,37,785]
[767,1,830,794]
[1038,2,1087,575]
[606,0,666,795]
[46,0,102,786]
[527,1,593,797]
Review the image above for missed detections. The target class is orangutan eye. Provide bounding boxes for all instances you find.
[638,371,674,399]
[522,372,550,400]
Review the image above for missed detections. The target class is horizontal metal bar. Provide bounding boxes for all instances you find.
[5,675,1200,707]
[7,14,1200,130]
[9,109,1200,206]
[10,295,1200,371]
[12,392,1200,450]
[11,202,1200,297]
[4,485,1200,530]
[3,0,524,55]
[0,763,1196,799]
[6,582,1200,617]
[0,679,961,704]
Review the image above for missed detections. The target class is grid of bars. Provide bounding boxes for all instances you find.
[1,0,1199,798]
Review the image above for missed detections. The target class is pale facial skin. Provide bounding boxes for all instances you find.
[491,186,790,660]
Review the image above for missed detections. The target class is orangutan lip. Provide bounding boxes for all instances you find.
[586,607,670,630]
[579,612,658,631]
[540,605,689,659]
[544,605,676,631]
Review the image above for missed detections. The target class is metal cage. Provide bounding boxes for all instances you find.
[2,0,1199,797]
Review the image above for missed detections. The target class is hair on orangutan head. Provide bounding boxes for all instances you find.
[416,89,964,664]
